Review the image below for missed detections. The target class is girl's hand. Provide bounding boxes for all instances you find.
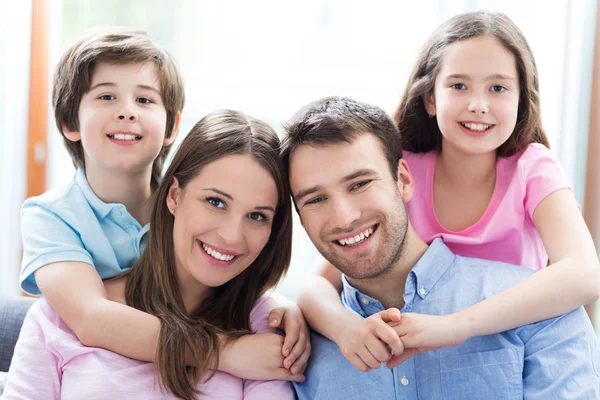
[220,333,306,382]
[336,308,404,372]
[268,303,311,374]
[387,312,468,368]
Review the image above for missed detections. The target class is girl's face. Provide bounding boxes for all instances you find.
[425,35,520,156]
[166,154,278,305]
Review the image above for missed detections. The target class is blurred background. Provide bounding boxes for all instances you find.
[1,0,600,328]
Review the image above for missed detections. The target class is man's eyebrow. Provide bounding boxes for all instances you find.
[89,82,161,95]
[294,168,378,202]
[202,188,275,212]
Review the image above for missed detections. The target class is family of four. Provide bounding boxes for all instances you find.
[2,10,600,400]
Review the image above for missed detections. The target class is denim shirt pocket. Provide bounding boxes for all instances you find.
[440,348,522,400]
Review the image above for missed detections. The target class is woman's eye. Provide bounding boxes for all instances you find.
[248,212,268,222]
[491,85,506,92]
[98,94,115,100]
[450,83,466,90]
[137,97,153,104]
[207,198,225,208]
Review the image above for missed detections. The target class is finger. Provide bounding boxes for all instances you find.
[378,308,402,323]
[386,348,425,368]
[275,368,306,382]
[347,353,372,373]
[281,320,300,357]
[289,342,311,374]
[364,335,392,363]
[284,331,306,369]
[374,323,405,357]
[268,307,286,328]
[358,345,383,370]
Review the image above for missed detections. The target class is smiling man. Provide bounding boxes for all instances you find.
[281,96,600,400]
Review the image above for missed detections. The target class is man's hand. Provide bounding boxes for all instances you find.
[268,303,311,374]
[336,308,404,372]
[220,333,306,382]
[387,312,467,368]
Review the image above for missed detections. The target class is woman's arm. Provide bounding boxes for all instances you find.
[390,189,600,366]
[297,255,403,372]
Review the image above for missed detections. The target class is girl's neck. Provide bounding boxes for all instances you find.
[84,165,153,225]
[436,143,497,188]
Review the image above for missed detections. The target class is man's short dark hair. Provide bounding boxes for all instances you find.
[281,96,403,182]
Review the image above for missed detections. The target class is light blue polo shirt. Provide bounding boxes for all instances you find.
[20,169,150,295]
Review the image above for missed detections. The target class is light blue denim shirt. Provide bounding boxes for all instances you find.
[295,239,600,399]
[20,169,149,295]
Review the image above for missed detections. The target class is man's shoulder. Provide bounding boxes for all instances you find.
[452,254,535,292]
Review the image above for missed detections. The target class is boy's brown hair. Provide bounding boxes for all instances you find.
[52,28,185,190]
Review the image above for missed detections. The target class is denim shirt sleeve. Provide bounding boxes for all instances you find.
[519,307,600,399]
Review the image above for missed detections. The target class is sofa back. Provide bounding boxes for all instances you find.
[0,296,35,372]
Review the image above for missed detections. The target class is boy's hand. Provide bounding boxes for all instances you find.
[336,308,404,372]
[220,333,306,382]
[387,312,467,368]
[268,303,311,375]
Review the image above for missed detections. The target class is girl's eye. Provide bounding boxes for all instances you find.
[491,85,506,92]
[248,212,269,222]
[450,83,466,90]
[352,181,371,190]
[137,97,153,104]
[306,196,325,205]
[98,94,115,100]
[207,197,225,208]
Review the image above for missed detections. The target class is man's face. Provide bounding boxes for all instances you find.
[289,133,413,280]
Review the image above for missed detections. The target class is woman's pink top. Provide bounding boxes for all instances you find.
[1,295,294,400]
[405,143,572,271]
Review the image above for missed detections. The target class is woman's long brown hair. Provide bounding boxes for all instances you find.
[394,11,549,156]
[121,110,293,399]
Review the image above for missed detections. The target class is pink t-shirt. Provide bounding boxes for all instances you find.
[1,296,294,400]
[405,143,572,271]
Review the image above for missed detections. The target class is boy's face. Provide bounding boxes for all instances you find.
[289,133,413,280]
[64,61,175,176]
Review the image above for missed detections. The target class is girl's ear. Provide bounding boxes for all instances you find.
[164,112,181,146]
[396,159,415,203]
[166,177,181,212]
[62,124,81,142]
[423,93,436,117]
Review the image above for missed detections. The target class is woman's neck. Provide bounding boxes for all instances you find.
[84,165,153,226]
[436,142,497,189]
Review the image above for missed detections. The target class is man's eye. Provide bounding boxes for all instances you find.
[306,197,325,205]
[352,181,370,190]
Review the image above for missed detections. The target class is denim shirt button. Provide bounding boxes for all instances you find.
[360,298,370,305]
[401,376,409,386]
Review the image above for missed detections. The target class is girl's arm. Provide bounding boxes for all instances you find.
[390,188,600,366]
[296,255,404,371]
[34,262,305,382]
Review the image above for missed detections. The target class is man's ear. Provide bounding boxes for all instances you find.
[166,177,182,212]
[164,112,181,146]
[396,159,415,203]
[423,93,436,117]
[62,124,81,142]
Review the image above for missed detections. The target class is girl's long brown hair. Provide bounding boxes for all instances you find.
[121,110,293,399]
[394,11,549,156]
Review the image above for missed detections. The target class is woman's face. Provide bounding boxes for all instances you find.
[167,154,278,303]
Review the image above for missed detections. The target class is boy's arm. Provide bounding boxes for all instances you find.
[297,255,403,372]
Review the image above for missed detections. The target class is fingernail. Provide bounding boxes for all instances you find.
[270,319,277,324]
[300,375,306,382]
[283,348,289,356]
[291,366,298,374]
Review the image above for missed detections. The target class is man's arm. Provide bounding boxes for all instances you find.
[521,307,600,399]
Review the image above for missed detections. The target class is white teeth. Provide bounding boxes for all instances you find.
[462,122,491,131]
[337,226,375,246]
[110,133,140,141]
[201,243,235,261]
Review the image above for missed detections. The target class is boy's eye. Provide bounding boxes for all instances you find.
[450,83,466,90]
[490,85,506,92]
[207,197,225,208]
[352,181,371,190]
[248,212,268,222]
[137,97,153,104]
[98,94,115,100]
[305,196,325,205]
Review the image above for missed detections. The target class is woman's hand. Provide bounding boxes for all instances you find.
[268,302,311,374]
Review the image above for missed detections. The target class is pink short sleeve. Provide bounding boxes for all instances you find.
[520,144,572,220]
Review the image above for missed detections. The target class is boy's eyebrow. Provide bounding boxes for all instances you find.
[202,188,275,213]
[444,73,515,81]
[294,168,378,202]
[89,82,162,94]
